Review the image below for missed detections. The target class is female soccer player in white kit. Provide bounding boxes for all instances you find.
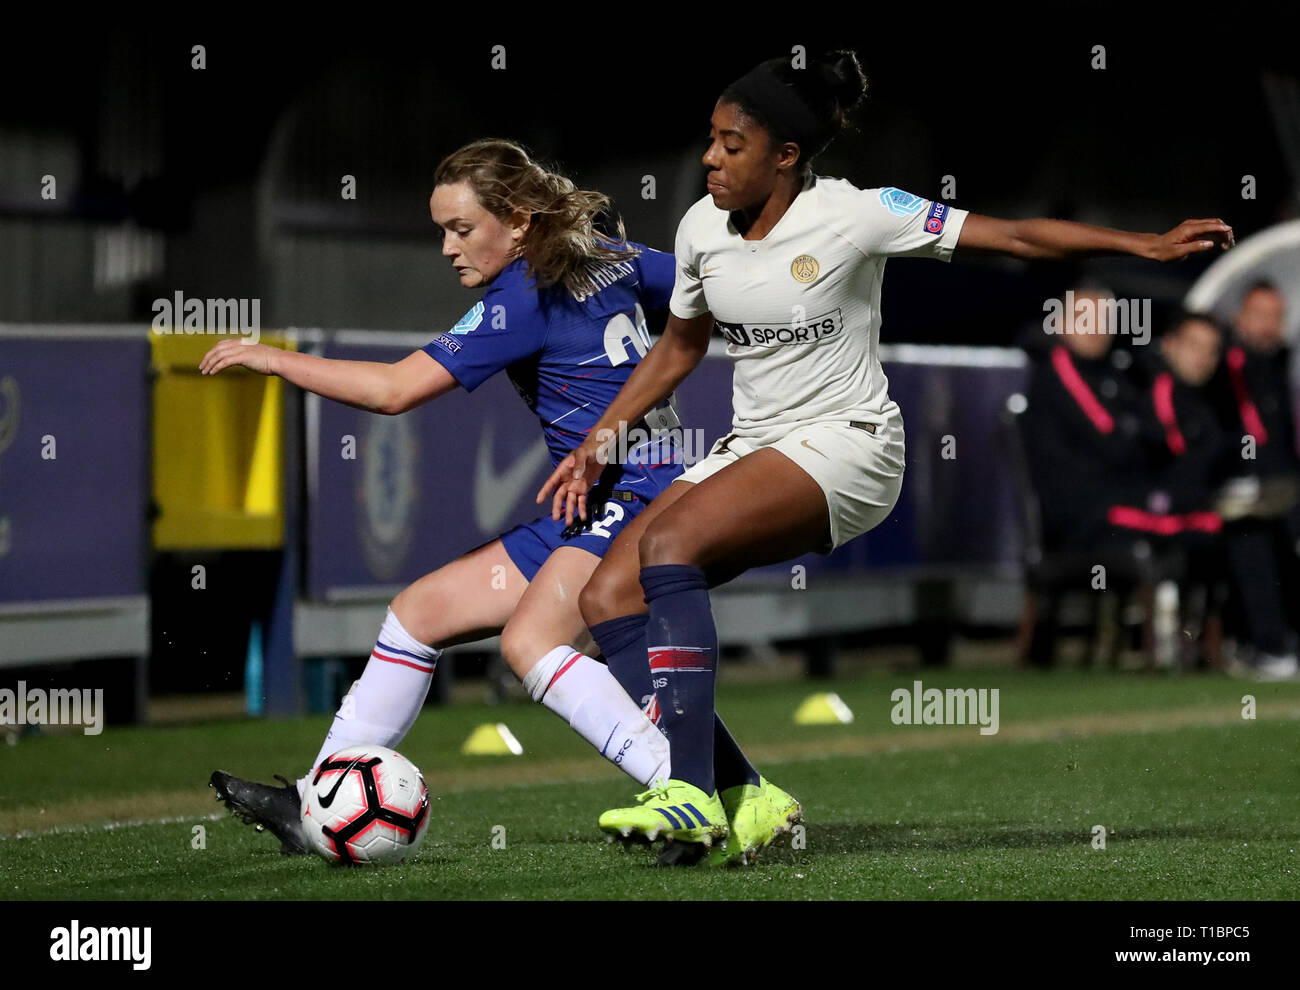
[538,50,1234,864]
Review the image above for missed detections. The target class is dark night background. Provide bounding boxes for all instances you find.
[1,19,1297,344]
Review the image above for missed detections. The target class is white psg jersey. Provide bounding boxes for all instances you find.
[669,174,968,441]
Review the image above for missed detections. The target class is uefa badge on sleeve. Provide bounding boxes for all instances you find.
[924,202,948,234]
[791,254,819,283]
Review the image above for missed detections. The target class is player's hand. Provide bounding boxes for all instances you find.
[1146,219,1234,262]
[536,438,606,526]
[199,340,279,376]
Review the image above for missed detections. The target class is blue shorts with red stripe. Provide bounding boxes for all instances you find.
[500,493,649,581]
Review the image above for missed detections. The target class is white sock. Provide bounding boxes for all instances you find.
[522,645,671,787]
[298,608,440,796]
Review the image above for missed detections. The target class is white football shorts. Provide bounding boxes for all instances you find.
[675,414,906,551]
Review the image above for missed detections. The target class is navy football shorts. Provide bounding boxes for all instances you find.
[500,493,650,581]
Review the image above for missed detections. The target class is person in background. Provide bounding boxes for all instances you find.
[1128,311,1230,529]
[1021,293,1225,670]
[1022,285,1155,554]
[1207,281,1300,677]
[1215,280,1299,481]
[1128,312,1232,668]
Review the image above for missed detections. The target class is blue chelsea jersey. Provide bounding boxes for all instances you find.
[422,243,683,500]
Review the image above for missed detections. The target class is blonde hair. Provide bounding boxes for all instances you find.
[434,139,638,297]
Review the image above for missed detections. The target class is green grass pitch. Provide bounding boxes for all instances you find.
[3,670,1298,900]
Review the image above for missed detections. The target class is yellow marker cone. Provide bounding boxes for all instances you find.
[461,723,524,755]
[793,692,854,725]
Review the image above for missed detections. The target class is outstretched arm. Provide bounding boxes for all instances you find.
[199,341,458,415]
[957,215,1234,261]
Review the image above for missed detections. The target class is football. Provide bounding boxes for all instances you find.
[300,745,430,865]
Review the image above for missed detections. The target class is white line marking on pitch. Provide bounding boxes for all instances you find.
[0,810,225,841]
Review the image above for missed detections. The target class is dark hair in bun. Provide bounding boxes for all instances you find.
[721,49,868,169]
[816,50,869,118]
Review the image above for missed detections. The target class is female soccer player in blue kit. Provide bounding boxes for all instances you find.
[539,50,1235,864]
[202,139,688,853]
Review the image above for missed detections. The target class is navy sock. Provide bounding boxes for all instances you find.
[590,613,760,791]
[589,614,655,715]
[641,564,718,794]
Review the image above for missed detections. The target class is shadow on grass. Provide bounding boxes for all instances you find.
[756,820,1296,860]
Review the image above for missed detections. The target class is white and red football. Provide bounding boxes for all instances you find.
[300,745,430,865]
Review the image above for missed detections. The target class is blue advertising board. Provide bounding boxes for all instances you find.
[0,336,149,603]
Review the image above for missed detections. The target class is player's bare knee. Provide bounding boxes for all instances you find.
[638,521,697,569]
[497,621,537,680]
[577,579,604,627]
[578,567,628,626]
[387,593,435,646]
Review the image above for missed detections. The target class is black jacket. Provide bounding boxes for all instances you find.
[1130,352,1236,515]
[1207,340,1300,480]
[1022,345,1154,548]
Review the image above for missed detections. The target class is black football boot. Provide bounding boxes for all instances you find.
[210,770,309,855]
